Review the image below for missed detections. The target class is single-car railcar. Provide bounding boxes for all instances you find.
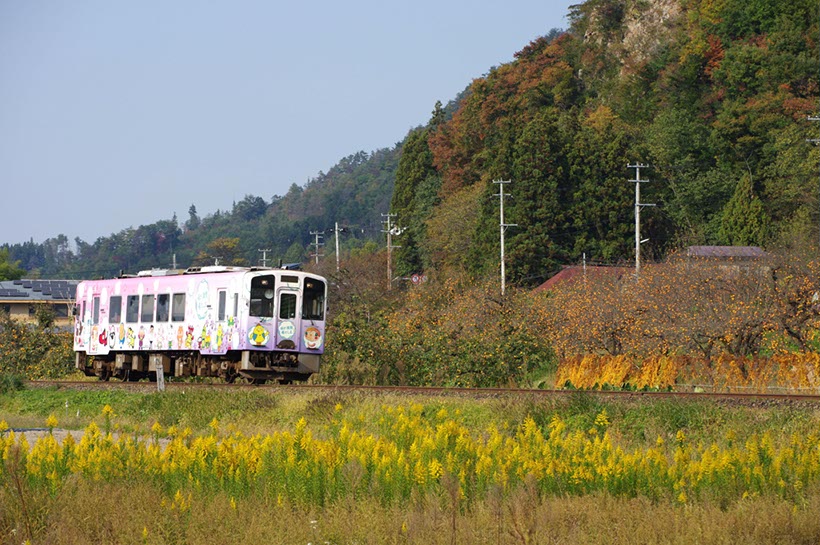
[73,266,327,383]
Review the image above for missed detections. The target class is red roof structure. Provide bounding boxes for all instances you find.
[534,265,633,292]
[536,246,766,293]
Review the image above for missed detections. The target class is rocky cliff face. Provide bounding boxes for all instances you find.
[582,0,683,75]
[621,0,682,71]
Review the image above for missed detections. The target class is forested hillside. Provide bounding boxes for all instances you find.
[394,0,819,284]
[4,0,818,285]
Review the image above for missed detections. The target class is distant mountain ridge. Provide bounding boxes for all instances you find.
[3,145,402,278]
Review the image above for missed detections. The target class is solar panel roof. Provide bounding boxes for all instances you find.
[0,279,77,301]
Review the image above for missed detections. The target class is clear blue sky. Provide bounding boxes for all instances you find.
[1,1,574,245]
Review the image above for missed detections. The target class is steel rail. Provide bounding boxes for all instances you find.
[22,380,820,403]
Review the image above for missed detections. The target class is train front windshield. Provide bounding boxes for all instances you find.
[250,275,275,317]
[302,278,325,320]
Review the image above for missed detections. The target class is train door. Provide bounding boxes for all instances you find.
[92,292,113,356]
[75,299,87,349]
[276,289,299,350]
[275,274,301,350]
[215,288,228,353]
[89,295,102,354]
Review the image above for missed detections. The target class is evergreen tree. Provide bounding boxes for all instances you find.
[718,173,771,246]
[507,110,568,283]
[564,107,635,263]
[186,204,201,231]
[391,127,439,276]
[283,241,306,264]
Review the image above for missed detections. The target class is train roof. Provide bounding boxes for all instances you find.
[120,264,309,279]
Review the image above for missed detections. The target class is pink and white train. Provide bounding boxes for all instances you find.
[73,266,327,383]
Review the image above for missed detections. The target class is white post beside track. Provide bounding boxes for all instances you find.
[156,364,165,392]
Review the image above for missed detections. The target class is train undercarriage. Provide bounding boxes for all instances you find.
[76,350,319,384]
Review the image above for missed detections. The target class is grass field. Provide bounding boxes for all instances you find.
[2,385,820,544]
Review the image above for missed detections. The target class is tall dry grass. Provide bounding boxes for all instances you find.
[5,478,820,545]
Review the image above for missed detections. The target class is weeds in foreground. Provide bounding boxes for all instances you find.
[2,397,820,543]
[3,403,820,511]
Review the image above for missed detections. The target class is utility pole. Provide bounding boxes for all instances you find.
[309,230,324,265]
[257,248,272,267]
[494,180,516,297]
[328,222,348,272]
[628,164,655,279]
[381,213,403,291]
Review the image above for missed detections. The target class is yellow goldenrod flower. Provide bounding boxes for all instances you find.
[45,414,58,430]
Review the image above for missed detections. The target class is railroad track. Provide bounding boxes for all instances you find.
[22,380,820,405]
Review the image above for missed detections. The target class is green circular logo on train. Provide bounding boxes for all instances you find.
[278,320,295,339]
[248,324,269,346]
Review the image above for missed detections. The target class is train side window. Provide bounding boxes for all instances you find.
[92,296,100,325]
[302,278,326,320]
[217,290,227,321]
[233,293,238,318]
[250,275,275,317]
[141,295,155,322]
[109,296,122,323]
[156,294,170,322]
[171,293,186,322]
[279,292,297,320]
[126,296,139,323]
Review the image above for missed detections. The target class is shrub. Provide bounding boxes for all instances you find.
[0,312,74,379]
